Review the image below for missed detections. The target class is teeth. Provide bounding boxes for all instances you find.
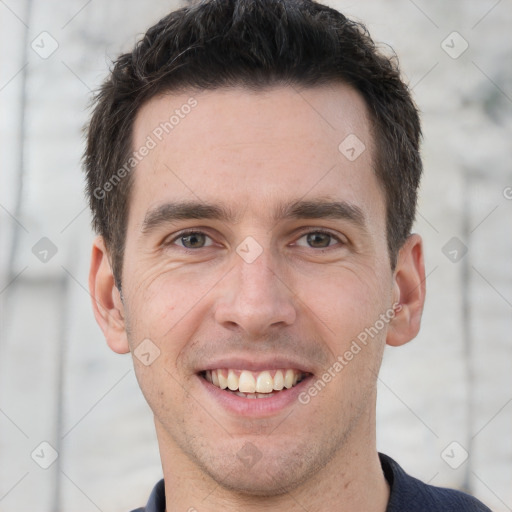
[273,370,284,390]
[256,371,273,393]
[227,369,238,391]
[239,370,256,393]
[284,369,294,389]
[218,371,228,389]
[234,391,276,399]
[205,368,307,394]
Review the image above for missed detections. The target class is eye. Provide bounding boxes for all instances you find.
[171,231,214,249]
[295,230,342,249]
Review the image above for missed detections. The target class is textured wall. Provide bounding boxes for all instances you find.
[1,0,511,510]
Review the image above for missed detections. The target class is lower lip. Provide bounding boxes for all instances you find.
[197,374,313,417]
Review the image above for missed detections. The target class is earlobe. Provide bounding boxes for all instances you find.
[386,233,426,347]
[89,236,130,354]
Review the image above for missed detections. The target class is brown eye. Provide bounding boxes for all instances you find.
[306,232,333,248]
[174,232,212,249]
[295,230,341,249]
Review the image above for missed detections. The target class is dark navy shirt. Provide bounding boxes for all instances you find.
[131,453,493,511]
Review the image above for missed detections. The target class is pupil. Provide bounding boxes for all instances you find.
[307,232,330,248]
[183,233,204,248]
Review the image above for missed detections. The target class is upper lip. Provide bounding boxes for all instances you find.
[198,356,315,374]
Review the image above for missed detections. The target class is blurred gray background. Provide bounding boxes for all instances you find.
[1,0,511,510]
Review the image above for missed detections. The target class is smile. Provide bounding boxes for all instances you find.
[201,369,308,398]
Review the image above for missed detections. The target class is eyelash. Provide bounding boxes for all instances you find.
[166,228,345,250]
[294,228,344,248]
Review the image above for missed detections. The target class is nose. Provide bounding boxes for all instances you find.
[214,249,297,338]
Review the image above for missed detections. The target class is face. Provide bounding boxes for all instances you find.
[90,84,425,496]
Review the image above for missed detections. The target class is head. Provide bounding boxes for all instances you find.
[86,0,425,499]
[85,0,422,288]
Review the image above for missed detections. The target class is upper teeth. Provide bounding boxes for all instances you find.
[204,369,304,393]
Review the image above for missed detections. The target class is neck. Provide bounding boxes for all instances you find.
[156,417,390,512]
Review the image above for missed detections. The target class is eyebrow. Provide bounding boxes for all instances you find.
[141,199,367,234]
[277,199,366,227]
[141,202,235,234]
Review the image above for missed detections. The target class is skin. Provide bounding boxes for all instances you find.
[89,83,425,511]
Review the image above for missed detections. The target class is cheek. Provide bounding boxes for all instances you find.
[124,262,220,354]
[132,363,188,433]
[297,263,387,347]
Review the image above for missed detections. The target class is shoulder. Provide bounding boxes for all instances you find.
[379,453,493,512]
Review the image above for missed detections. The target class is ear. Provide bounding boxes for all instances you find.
[89,236,130,354]
[386,233,426,347]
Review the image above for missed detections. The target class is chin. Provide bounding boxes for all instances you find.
[195,442,322,497]
[205,464,304,497]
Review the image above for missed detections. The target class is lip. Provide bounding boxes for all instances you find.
[198,356,314,374]
[197,372,314,418]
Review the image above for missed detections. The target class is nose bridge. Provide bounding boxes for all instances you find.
[215,246,296,335]
[236,247,284,310]
[239,246,275,291]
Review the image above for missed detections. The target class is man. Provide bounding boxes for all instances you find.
[84,0,492,510]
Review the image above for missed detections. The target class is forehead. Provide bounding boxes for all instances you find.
[129,84,384,228]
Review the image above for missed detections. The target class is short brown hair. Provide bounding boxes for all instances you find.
[84,0,422,288]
